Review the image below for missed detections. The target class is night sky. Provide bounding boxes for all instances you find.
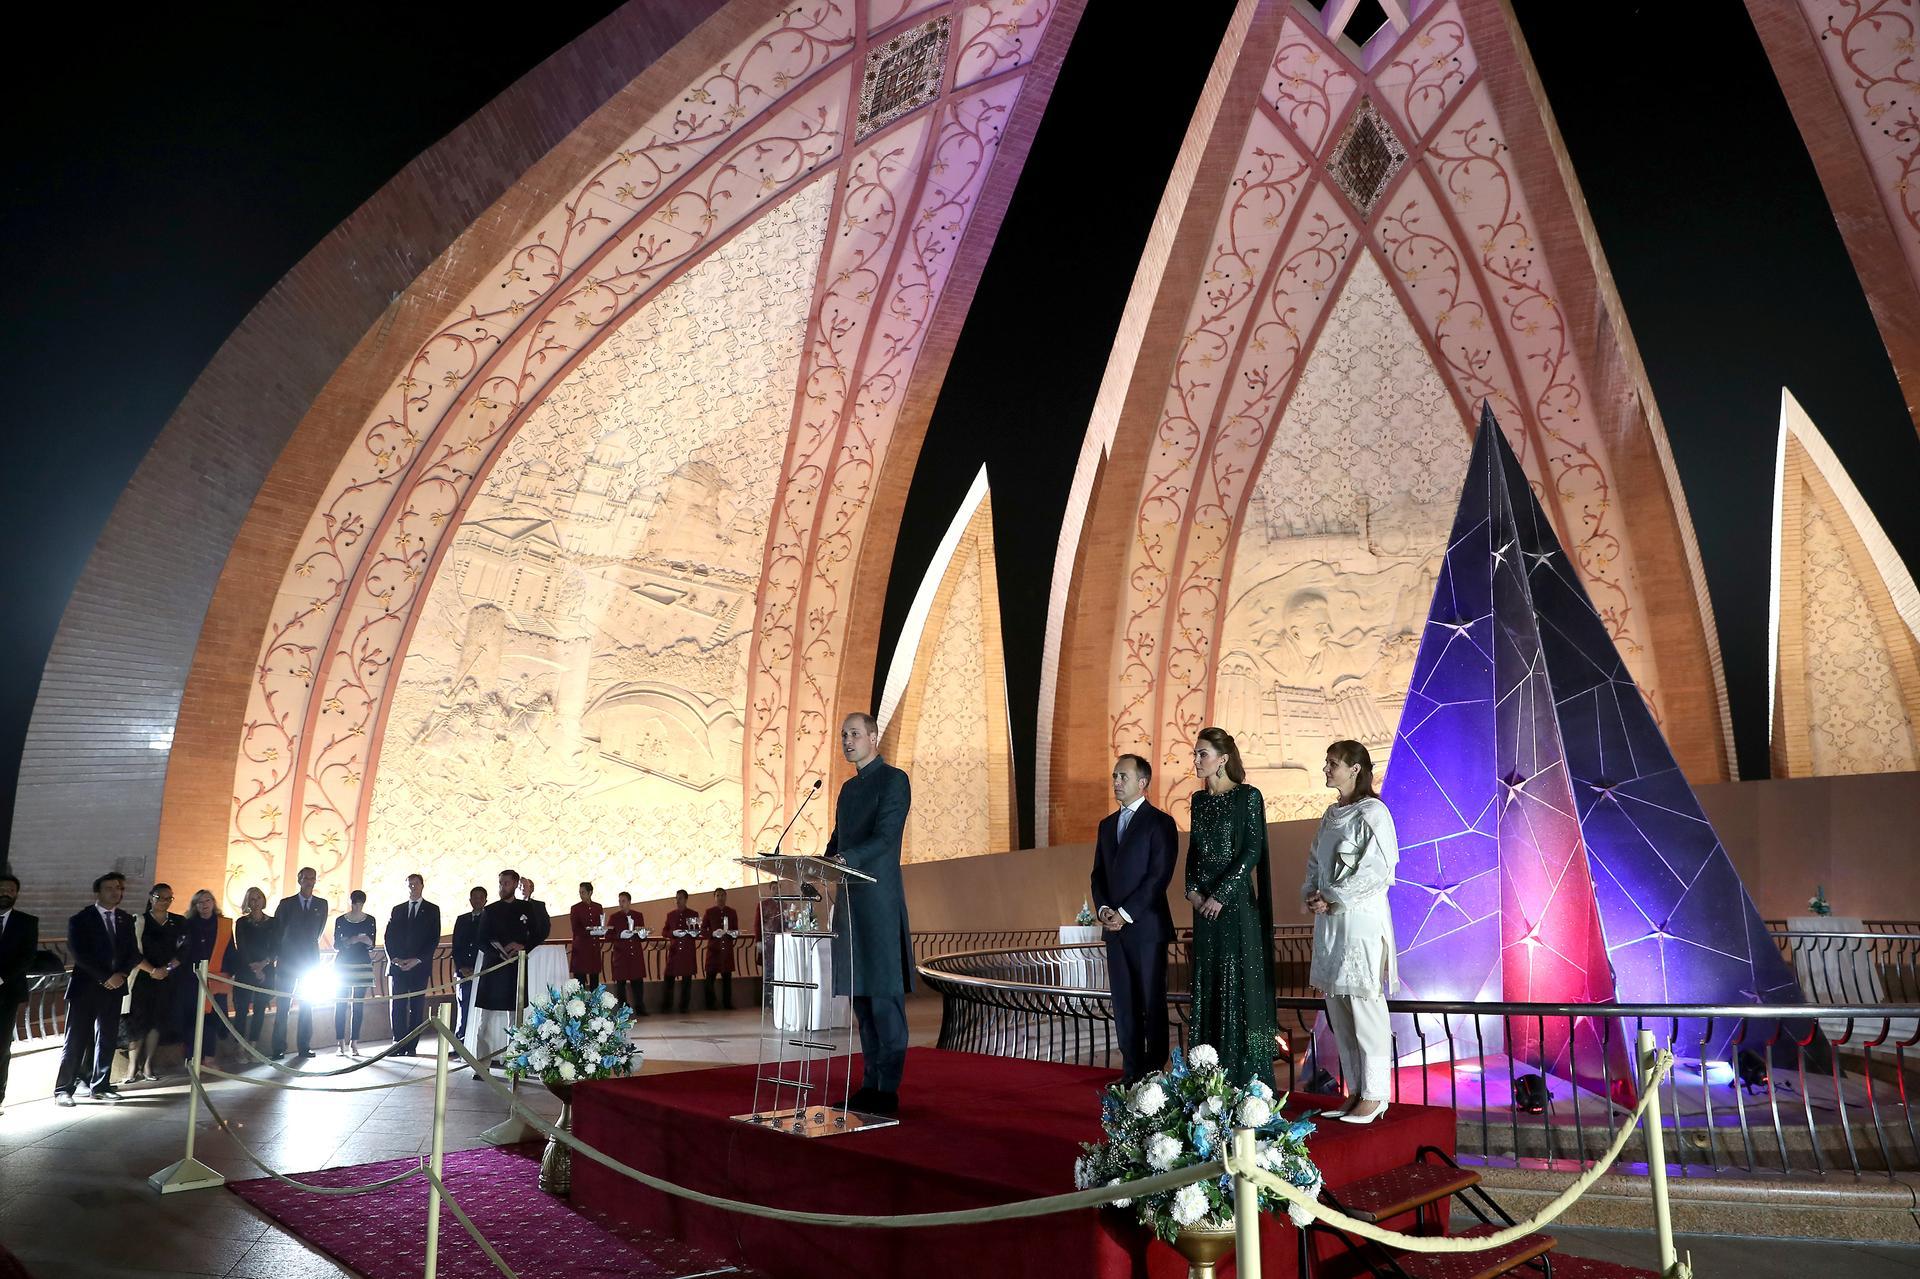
[3,2,1916,853]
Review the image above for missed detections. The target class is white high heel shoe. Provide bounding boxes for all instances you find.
[1337,1100,1389,1124]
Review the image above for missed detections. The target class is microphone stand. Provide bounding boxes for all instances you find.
[764,777,824,856]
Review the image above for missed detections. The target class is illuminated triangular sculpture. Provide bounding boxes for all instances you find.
[1383,407,1800,1099]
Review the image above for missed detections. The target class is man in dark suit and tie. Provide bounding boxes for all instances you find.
[824,712,913,1117]
[1091,754,1179,1085]
[450,885,487,1041]
[54,871,136,1104]
[271,866,329,1058]
[385,873,441,1054]
[0,873,40,1111]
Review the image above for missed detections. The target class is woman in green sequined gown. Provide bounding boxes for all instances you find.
[1184,726,1279,1089]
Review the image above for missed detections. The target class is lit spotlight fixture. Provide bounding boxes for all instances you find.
[296,968,340,1004]
[1513,1073,1549,1114]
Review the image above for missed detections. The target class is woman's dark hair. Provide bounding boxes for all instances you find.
[1196,727,1247,785]
[148,882,172,905]
[1327,739,1378,802]
[350,889,367,906]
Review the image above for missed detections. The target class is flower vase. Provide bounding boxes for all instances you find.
[541,1081,574,1196]
[1170,1222,1239,1279]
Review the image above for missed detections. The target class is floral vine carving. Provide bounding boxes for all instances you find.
[1112,122,1312,770]
[956,0,1057,87]
[1266,23,1359,156]
[1157,196,1356,812]
[232,2,858,906]
[1382,13,1471,140]
[1426,109,1641,662]
[1814,1,1920,249]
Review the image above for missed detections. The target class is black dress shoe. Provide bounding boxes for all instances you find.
[848,1086,879,1111]
[866,1090,899,1116]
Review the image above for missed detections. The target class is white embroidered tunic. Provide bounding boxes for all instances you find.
[1301,796,1399,998]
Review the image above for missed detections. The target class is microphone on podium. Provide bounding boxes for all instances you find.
[765,777,823,856]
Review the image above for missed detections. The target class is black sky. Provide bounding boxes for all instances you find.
[3,2,1916,854]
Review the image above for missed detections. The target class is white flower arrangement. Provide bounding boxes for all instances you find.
[504,981,640,1088]
[1077,1045,1322,1243]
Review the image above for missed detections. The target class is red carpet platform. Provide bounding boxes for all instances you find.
[573,1047,1455,1279]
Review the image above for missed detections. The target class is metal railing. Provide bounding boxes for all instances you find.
[920,943,1920,1179]
[1770,930,1920,1003]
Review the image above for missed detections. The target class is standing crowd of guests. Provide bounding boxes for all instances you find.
[0,866,761,1108]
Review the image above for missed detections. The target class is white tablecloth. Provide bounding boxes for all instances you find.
[1055,925,1108,990]
[772,933,847,1032]
[462,942,575,1058]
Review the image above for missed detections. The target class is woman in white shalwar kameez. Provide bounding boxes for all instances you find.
[1302,739,1399,1123]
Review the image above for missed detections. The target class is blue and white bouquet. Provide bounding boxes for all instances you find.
[503,979,639,1086]
[1075,1044,1322,1242]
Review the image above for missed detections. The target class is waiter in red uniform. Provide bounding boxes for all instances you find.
[567,882,605,988]
[702,888,740,1010]
[607,891,648,1016]
[662,889,701,1014]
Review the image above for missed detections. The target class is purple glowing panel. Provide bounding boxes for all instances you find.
[1490,415,1800,1014]
[1384,413,1501,1006]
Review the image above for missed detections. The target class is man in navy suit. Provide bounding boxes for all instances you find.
[0,873,40,1111]
[824,712,914,1116]
[1091,755,1179,1085]
[450,885,487,1041]
[54,871,136,1104]
[271,866,329,1058]
[385,873,441,1054]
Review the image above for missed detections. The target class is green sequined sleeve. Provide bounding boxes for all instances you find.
[1197,786,1266,905]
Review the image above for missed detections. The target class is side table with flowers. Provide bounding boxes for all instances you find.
[503,980,641,1195]
[1076,1044,1321,1278]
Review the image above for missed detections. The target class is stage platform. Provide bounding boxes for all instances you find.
[572,1047,1457,1279]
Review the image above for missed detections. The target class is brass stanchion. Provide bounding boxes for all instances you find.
[480,950,533,1145]
[423,1004,452,1278]
[1636,1029,1687,1278]
[149,960,227,1193]
[1231,1127,1262,1279]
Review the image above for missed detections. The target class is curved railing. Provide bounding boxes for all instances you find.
[918,943,1920,1179]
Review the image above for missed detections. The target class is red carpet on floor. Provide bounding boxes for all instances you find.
[229,1145,750,1279]
[572,1047,1455,1279]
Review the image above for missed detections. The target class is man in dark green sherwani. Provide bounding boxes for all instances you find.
[825,711,913,1116]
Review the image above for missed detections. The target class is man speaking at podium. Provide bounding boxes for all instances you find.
[823,711,912,1117]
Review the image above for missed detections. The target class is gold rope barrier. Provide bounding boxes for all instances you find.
[216,952,519,1001]
[166,963,1689,1277]
[1220,1047,1678,1253]
[443,1027,1684,1249]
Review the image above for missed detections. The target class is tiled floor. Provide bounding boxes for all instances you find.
[0,1002,940,1278]
[1551,1225,1920,1279]
[2,1003,1916,1279]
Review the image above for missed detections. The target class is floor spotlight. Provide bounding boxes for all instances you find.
[1514,1073,1549,1114]
[1737,1050,1770,1093]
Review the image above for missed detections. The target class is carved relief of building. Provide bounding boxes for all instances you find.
[1038,0,1734,839]
[362,187,828,903]
[173,0,1083,919]
[876,470,1017,861]
[1217,253,1469,819]
[1770,388,1920,776]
